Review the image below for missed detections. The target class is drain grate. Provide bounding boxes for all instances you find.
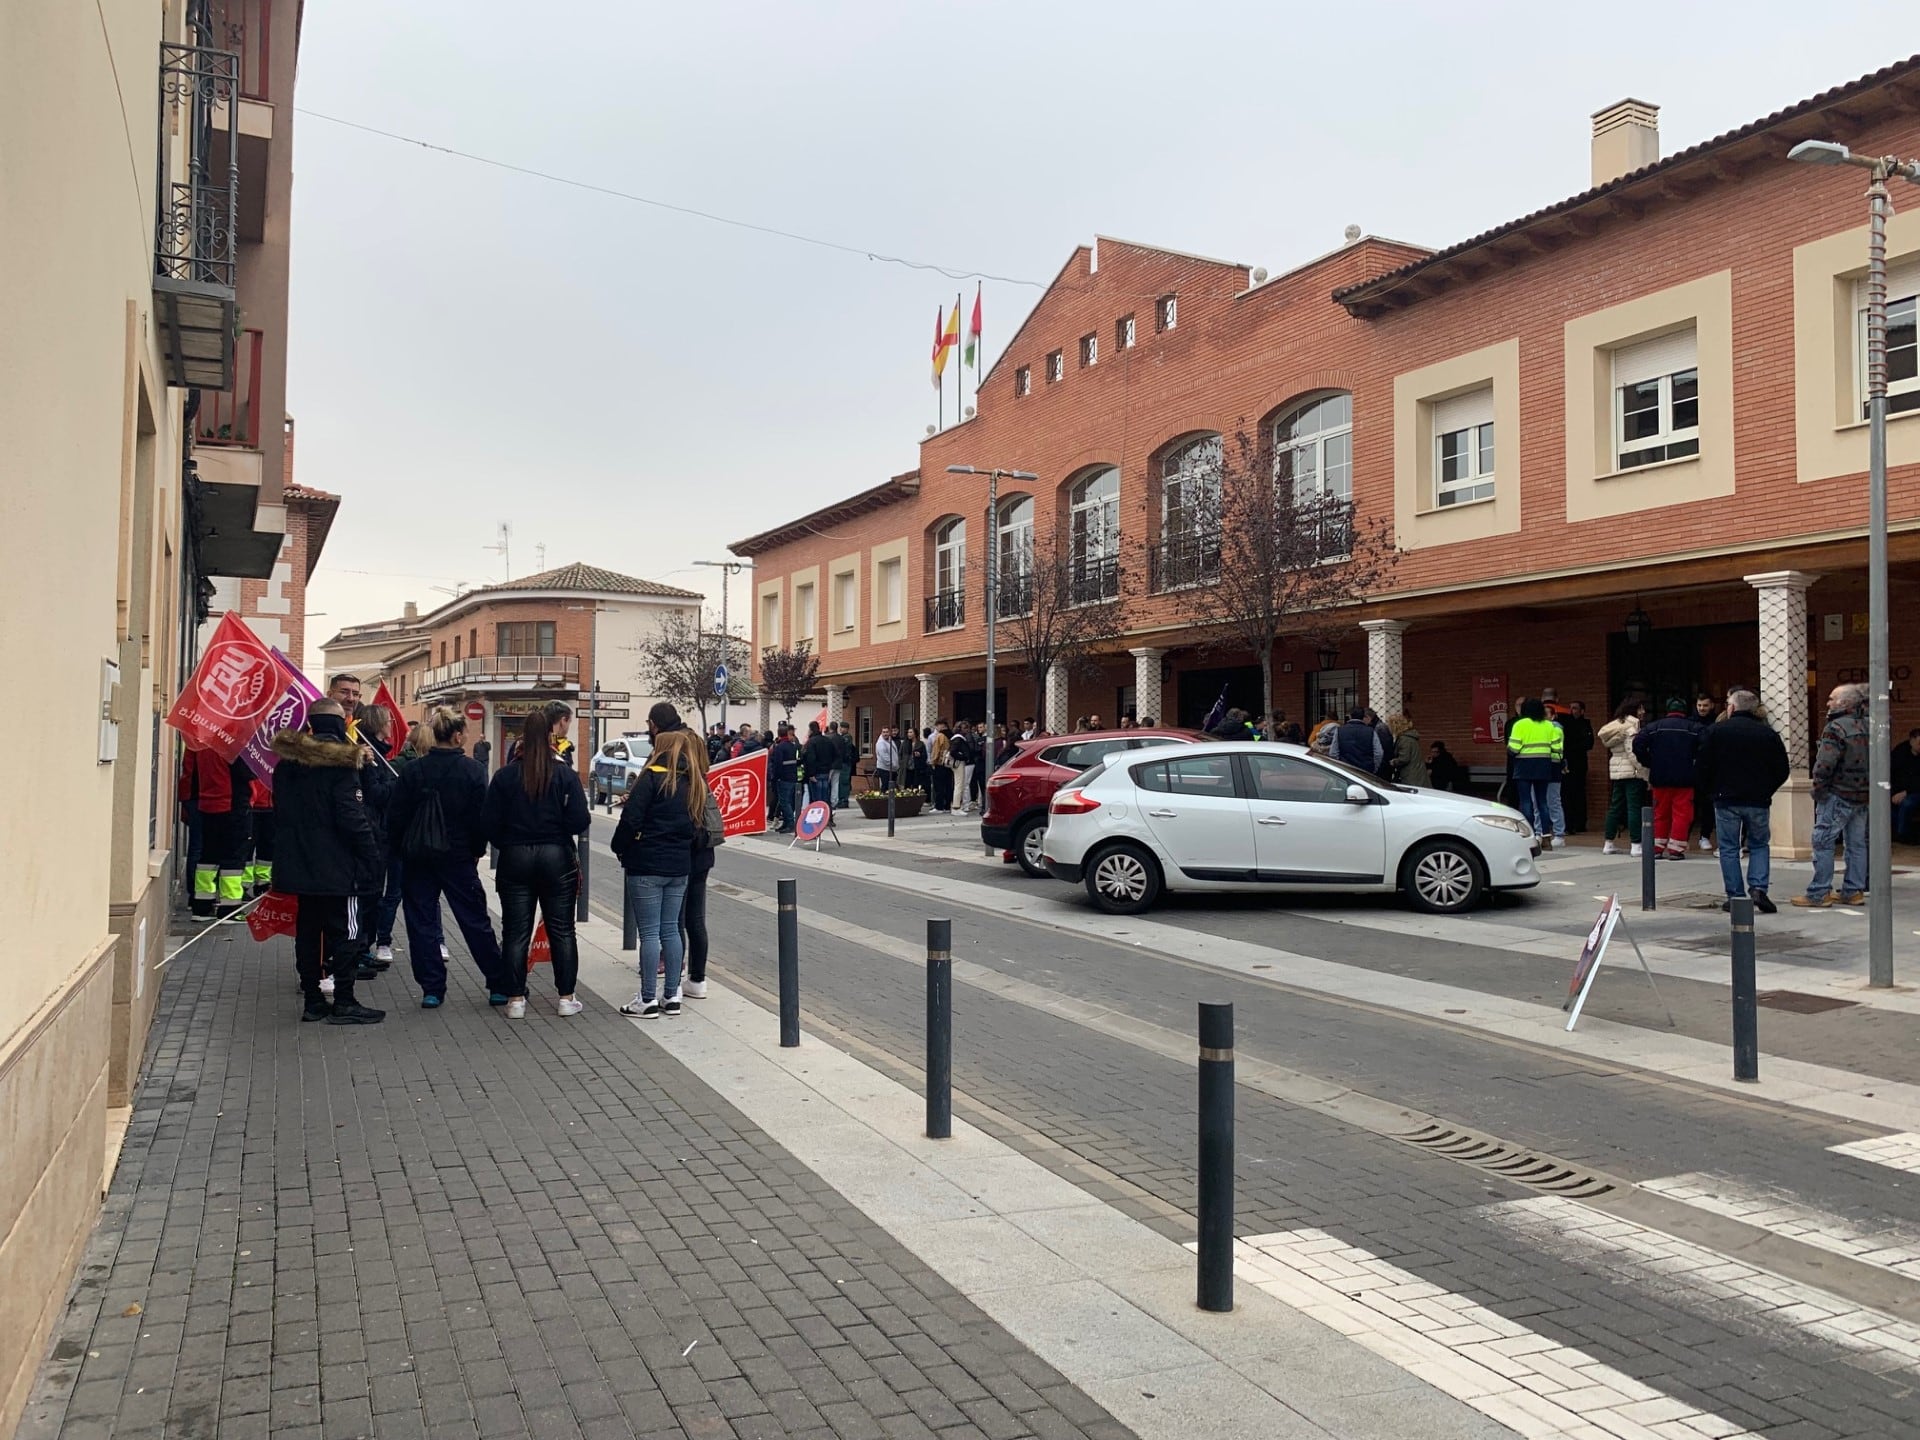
[1394,1122,1616,1199]
[1756,990,1859,1015]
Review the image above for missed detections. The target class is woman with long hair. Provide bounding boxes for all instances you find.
[1597,698,1651,856]
[1506,696,1564,839]
[386,708,507,1007]
[480,709,590,1018]
[612,726,703,1017]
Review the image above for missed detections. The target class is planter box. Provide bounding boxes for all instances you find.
[858,795,924,820]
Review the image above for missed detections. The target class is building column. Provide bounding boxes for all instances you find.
[1044,666,1072,735]
[1130,647,1166,724]
[756,696,771,733]
[915,672,941,733]
[1747,570,1819,862]
[825,684,847,728]
[1360,620,1409,717]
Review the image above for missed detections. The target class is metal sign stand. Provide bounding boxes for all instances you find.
[789,800,842,853]
[1564,895,1675,1032]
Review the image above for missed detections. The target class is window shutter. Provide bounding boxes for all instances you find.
[1861,257,1920,309]
[1612,329,1698,388]
[1430,386,1494,435]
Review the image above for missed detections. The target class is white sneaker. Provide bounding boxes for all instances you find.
[1602,841,1619,855]
[683,980,708,999]
[319,974,335,996]
[1699,836,1713,851]
[440,943,450,959]
[556,997,584,1017]
[1551,836,1566,850]
[505,997,527,1019]
[1629,843,1643,857]
[373,943,394,963]
[620,996,660,1019]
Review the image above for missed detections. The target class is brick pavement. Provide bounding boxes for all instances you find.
[19,924,1134,1440]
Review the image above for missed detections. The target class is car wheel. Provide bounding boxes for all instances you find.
[1085,844,1162,915]
[1401,839,1487,914]
[1013,814,1049,878]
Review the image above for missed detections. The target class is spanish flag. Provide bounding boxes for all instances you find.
[932,300,960,387]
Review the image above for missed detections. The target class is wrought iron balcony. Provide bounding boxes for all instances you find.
[1068,555,1120,608]
[993,568,1033,619]
[153,41,240,391]
[925,588,965,633]
[418,653,580,698]
[1149,531,1222,592]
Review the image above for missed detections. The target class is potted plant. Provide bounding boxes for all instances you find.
[857,787,925,820]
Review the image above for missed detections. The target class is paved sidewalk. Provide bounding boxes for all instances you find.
[20,924,1134,1440]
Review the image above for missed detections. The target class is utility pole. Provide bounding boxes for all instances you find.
[946,466,1037,804]
[693,559,752,733]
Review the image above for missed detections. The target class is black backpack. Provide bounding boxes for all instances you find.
[403,788,451,859]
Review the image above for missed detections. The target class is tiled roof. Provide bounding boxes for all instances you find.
[730,472,921,557]
[284,481,340,502]
[1334,53,1920,316]
[483,562,702,600]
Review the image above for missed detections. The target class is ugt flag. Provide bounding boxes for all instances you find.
[706,749,769,838]
[166,613,289,762]
[239,649,322,788]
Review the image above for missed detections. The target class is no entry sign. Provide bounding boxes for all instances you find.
[464,700,487,723]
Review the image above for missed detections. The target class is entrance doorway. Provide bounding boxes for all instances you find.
[1175,664,1265,728]
[1607,623,1757,716]
[1308,669,1359,727]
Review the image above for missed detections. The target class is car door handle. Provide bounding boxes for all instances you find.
[1257,816,1287,826]
[1147,809,1178,818]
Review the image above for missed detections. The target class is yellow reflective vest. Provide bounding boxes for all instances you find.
[1507,716,1564,778]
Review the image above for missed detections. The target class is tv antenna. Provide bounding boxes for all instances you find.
[483,521,511,579]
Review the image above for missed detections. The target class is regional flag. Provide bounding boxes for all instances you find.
[964,284,982,369]
[933,300,960,384]
[370,681,408,759]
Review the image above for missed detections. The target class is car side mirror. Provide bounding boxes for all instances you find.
[1344,783,1372,805]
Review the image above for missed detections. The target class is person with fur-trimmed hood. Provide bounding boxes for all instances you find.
[272,699,385,1025]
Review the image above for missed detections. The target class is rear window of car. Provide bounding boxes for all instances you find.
[1041,738,1129,770]
[604,743,628,760]
[1132,753,1238,797]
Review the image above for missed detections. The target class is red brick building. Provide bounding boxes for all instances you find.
[733,58,1920,854]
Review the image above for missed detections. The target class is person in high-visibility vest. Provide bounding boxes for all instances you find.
[183,748,254,918]
[1505,697,1565,844]
[245,776,275,896]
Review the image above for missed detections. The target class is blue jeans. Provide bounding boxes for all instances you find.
[776,780,799,830]
[1546,782,1566,838]
[627,873,688,1001]
[1897,792,1920,843]
[1714,803,1771,898]
[807,775,832,806]
[1516,778,1553,837]
[1808,794,1869,900]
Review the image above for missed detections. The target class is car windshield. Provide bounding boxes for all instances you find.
[1312,753,1388,791]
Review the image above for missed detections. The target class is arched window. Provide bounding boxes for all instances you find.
[1067,467,1120,603]
[1156,434,1222,590]
[1272,392,1353,559]
[995,494,1034,616]
[928,517,966,630]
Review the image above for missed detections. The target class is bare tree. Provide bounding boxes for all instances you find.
[996,527,1132,723]
[758,642,822,722]
[1193,424,1398,717]
[874,638,919,732]
[632,609,743,731]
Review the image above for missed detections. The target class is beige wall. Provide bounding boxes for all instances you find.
[592,597,704,729]
[0,2,196,1433]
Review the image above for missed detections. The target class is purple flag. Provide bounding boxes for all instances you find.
[240,650,322,788]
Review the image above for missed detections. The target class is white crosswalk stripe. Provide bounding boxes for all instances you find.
[1830,1131,1920,1174]
[1217,1228,1757,1439]
[1483,1196,1920,1378]
[1643,1172,1920,1279]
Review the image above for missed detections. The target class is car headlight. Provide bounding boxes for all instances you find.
[1474,814,1532,838]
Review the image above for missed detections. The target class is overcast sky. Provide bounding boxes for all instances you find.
[294,1,1911,647]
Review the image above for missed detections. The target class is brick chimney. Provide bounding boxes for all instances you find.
[402,601,418,622]
[1591,99,1659,187]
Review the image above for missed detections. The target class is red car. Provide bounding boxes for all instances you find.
[982,727,1202,876]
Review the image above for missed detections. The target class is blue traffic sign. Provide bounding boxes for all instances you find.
[713,663,729,695]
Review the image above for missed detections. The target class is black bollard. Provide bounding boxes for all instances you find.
[887,790,896,840]
[777,878,800,1047]
[576,834,591,923]
[1197,1002,1235,1313]
[1731,896,1758,1082]
[926,919,952,1139]
[1640,812,1656,912]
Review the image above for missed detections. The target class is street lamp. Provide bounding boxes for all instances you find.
[1788,138,1920,988]
[946,465,1038,795]
[693,559,753,733]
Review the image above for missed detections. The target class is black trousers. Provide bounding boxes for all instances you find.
[682,867,710,983]
[404,855,505,997]
[931,765,954,810]
[1563,767,1590,832]
[496,842,578,998]
[294,893,368,1003]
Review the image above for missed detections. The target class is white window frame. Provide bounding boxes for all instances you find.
[1430,388,1495,508]
[932,518,965,630]
[1158,294,1178,332]
[1046,350,1064,383]
[832,570,857,633]
[1612,329,1699,470]
[1015,366,1031,397]
[794,582,816,642]
[1119,315,1136,349]
[877,558,903,625]
[1272,392,1353,504]
[1069,467,1120,602]
[996,494,1033,577]
[1080,333,1098,368]
[759,593,781,648]
[1855,262,1920,419]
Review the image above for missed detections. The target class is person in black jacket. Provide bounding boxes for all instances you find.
[1632,699,1704,860]
[387,707,506,1007]
[1695,689,1790,912]
[354,704,400,975]
[1331,707,1385,774]
[481,710,590,1019]
[613,728,703,1017]
[769,726,800,831]
[271,701,384,1024]
[802,721,837,807]
[830,721,857,809]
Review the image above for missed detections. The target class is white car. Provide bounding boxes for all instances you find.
[1041,741,1539,915]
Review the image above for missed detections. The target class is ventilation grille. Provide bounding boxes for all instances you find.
[1395,1123,1616,1199]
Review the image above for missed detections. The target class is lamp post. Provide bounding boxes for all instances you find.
[1788,139,1920,988]
[694,559,752,733]
[946,465,1037,789]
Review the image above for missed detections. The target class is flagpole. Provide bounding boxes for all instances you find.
[955,291,963,424]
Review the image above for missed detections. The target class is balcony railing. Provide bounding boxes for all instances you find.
[196,327,262,446]
[418,654,580,695]
[994,568,1033,619]
[925,587,965,632]
[1068,555,1120,608]
[153,40,239,390]
[1303,499,1355,565]
[1149,531,1222,592]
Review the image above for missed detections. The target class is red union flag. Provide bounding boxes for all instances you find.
[168,613,288,761]
[707,749,769,838]
[246,890,298,942]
